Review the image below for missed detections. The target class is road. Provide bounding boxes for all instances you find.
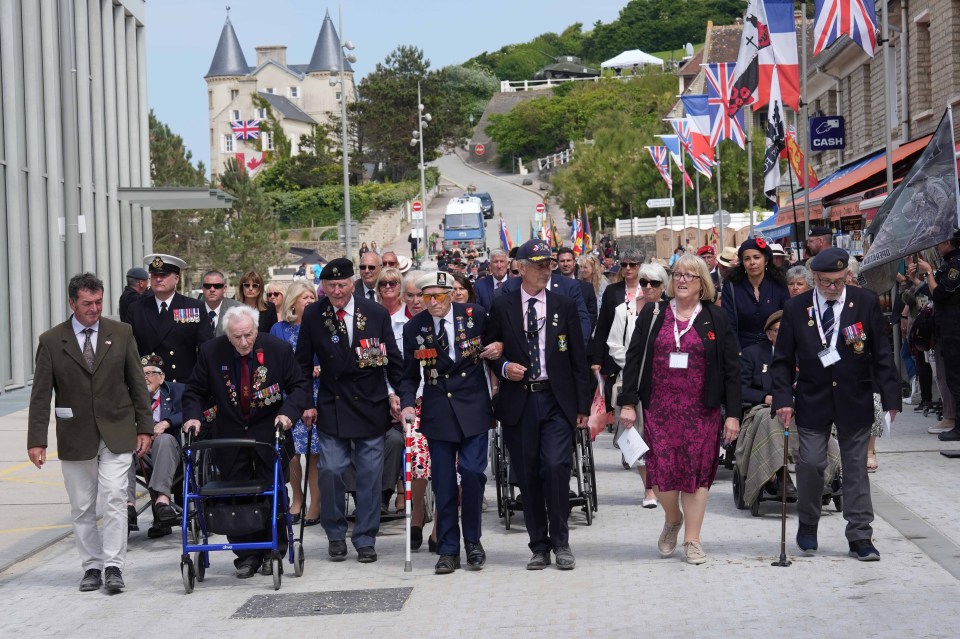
[385,153,551,261]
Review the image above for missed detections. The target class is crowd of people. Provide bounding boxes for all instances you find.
[24,222,960,591]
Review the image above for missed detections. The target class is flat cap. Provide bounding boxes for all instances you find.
[126,267,149,280]
[416,271,454,291]
[809,247,850,273]
[144,254,186,275]
[320,258,354,280]
[516,239,555,262]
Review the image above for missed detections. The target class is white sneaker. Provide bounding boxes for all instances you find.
[929,419,956,434]
[642,497,659,509]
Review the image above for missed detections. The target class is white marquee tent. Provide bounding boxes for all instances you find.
[600,49,665,70]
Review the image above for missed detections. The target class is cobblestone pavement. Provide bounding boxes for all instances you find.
[1,387,959,638]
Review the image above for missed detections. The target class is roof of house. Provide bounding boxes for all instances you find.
[206,16,250,78]
[307,10,353,73]
[257,91,317,124]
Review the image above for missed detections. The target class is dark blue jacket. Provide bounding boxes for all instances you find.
[126,292,213,383]
[721,277,790,350]
[503,274,592,345]
[740,341,774,407]
[474,275,510,312]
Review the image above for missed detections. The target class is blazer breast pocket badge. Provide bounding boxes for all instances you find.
[843,322,866,354]
[558,334,568,352]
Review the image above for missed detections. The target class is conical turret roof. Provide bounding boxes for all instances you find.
[307,10,353,73]
[206,15,250,78]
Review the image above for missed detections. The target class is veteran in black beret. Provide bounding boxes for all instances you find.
[119,267,149,323]
[398,271,492,574]
[771,246,901,561]
[485,239,590,571]
[125,254,213,382]
[296,257,403,564]
[801,225,834,264]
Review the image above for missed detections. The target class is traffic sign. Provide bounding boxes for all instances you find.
[645,198,672,208]
[712,210,731,226]
[475,143,485,156]
[535,202,546,214]
[809,116,845,151]
[412,200,423,212]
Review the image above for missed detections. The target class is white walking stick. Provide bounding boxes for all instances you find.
[403,414,414,572]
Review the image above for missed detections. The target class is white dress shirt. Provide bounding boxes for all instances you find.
[71,317,99,354]
[520,287,548,381]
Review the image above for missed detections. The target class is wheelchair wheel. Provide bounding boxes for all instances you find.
[272,556,282,591]
[293,541,305,577]
[193,551,206,582]
[423,481,436,524]
[181,556,195,594]
[732,466,746,510]
[749,496,761,517]
[585,434,598,513]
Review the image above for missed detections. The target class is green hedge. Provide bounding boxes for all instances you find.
[269,168,439,228]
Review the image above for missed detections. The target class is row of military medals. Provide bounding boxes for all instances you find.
[357,338,388,368]
[414,333,441,385]
[251,362,281,407]
[457,315,482,364]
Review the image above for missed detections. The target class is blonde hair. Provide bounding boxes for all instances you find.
[666,254,715,301]
[578,254,603,296]
[374,267,403,304]
[280,280,316,323]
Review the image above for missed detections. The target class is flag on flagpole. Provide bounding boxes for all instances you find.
[679,95,716,164]
[813,0,878,57]
[549,216,562,249]
[647,146,673,189]
[498,216,513,251]
[234,152,265,177]
[659,135,694,189]
[583,210,594,253]
[705,63,746,148]
[530,218,538,241]
[667,118,713,180]
[725,0,800,116]
[762,66,786,209]
[784,126,818,189]
[517,223,523,245]
[571,213,583,256]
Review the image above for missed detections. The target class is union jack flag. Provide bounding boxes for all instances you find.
[231,119,261,140]
[646,146,673,189]
[813,0,878,57]
[705,63,746,149]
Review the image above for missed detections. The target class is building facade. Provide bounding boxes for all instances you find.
[205,10,355,181]
[0,0,150,388]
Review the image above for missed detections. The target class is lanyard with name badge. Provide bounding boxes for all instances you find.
[813,292,842,367]
[669,300,701,369]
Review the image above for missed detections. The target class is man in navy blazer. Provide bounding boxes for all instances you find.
[502,263,592,344]
[399,271,493,574]
[474,248,511,312]
[772,248,900,561]
[296,258,403,564]
[182,305,310,578]
[487,240,590,571]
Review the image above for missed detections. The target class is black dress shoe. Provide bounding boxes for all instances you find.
[939,428,960,442]
[304,517,321,527]
[147,524,172,539]
[357,546,378,563]
[554,545,576,570]
[428,536,438,554]
[79,569,102,592]
[328,539,348,561]
[127,505,138,532]
[290,513,301,525]
[434,554,460,574]
[914,400,932,412]
[260,556,283,575]
[410,525,423,550]
[154,502,181,527]
[796,522,818,553]
[465,541,486,570]
[104,566,125,593]
[526,550,551,570]
[848,539,881,561]
[235,557,261,578]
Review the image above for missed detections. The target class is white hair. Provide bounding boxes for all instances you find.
[223,304,259,332]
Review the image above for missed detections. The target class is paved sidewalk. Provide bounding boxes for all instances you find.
[1,384,959,637]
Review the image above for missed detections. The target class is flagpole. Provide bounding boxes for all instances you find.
[786,151,800,257]
[881,0,900,375]
[680,142,687,220]
[747,111,754,234]
[695,171,702,232]
[801,0,811,237]
[716,147,723,247]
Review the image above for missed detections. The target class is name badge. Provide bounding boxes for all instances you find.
[669,352,689,369]
[818,346,841,368]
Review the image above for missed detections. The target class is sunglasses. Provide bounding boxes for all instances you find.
[242,282,260,289]
[382,261,398,267]
[620,262,640,268]
[358,265,378,271]
[510,269,520,275]
[379,280,400,288]
[639,279,662,288]
[266,292,282,298]
[421,292,450,303]
[202,283,225,290]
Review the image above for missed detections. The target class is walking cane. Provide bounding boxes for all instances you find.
[772,414,792,568]
[298,426,313,543]
[403,414,414,572]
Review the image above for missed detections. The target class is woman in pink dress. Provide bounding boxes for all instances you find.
[619,254,742,565]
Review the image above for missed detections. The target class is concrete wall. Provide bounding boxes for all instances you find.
[0,0,149,389]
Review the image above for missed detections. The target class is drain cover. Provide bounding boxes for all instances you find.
[232,587,413,618]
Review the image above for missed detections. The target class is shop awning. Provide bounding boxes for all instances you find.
[753,215,792,239]
[775,134,933,225]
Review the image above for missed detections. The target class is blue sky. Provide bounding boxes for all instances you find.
[145,0,627,174]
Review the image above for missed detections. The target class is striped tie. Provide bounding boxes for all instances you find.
[822,300,836,344]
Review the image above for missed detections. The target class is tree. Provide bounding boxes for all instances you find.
[208,159,288,277]
[256,122,342,191]
[251,94,292,160]
[464,24,588,80]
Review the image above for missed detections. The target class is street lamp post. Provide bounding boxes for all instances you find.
[409,82,431,268]
[330,11,356,260]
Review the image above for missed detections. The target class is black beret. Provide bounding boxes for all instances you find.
[809,225,833,238]
[809,247,850,272]
[738,237,773,263]
[320,258,354,280]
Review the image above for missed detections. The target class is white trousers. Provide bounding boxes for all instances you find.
[61,440,132,571]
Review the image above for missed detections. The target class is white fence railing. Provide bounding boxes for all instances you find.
[537,149,573,172]
[500,74,637,93]
[615,212,768,236]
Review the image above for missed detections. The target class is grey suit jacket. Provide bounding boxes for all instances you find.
[27,317,153,460]
[210,298,241,337]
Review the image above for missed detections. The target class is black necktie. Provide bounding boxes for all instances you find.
[367,289,375,300]
[437,319,450,355]
[209,310,217,329]
[81,328,95,371]
[160,301,168,317]
[822,299,836,345]
[526,299,541,380]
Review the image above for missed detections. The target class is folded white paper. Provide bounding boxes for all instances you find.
[618,426,649,467]
[883,411,892,437]
[55,407,74,419]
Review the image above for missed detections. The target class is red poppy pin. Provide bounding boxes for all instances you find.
[755,238,768,249]
[707,331,716,341]
[256,349,265,366]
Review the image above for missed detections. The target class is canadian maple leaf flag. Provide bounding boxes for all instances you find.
[234,152,265,177]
